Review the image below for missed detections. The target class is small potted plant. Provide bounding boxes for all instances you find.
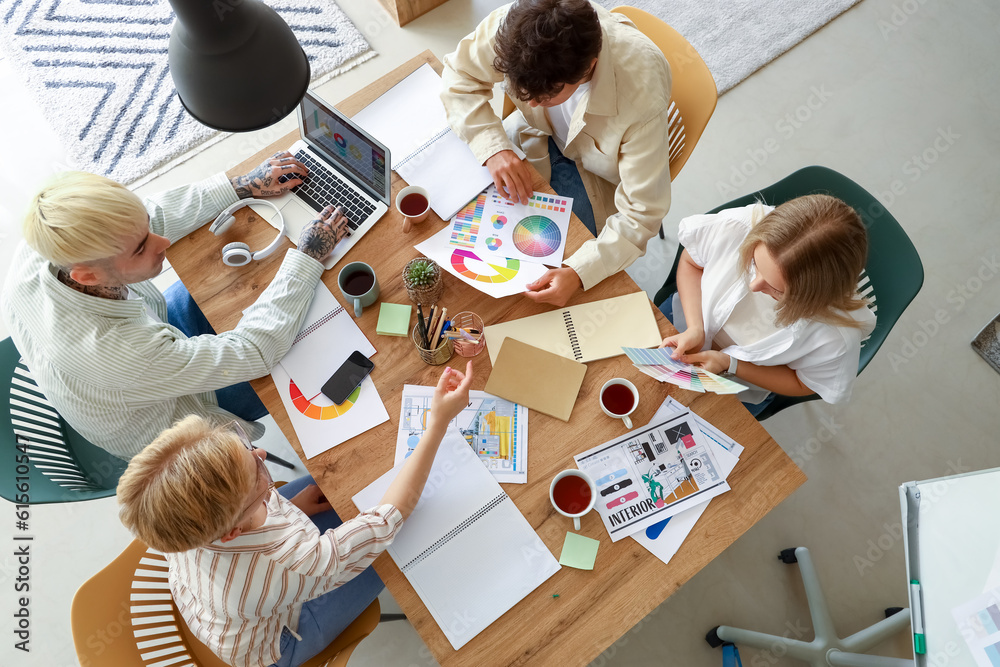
[402,257,444,304]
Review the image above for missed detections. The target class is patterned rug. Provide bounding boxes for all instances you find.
[0,0,374,184]
[595,0,863,94]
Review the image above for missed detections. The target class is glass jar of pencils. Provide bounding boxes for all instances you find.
[412,323,454,365]
[449,311,486,357]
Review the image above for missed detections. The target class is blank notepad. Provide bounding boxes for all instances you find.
[353,428,560,650]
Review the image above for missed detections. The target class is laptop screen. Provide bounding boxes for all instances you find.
[299,92,390,203]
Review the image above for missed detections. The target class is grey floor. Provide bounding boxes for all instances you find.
[1,0,997,665]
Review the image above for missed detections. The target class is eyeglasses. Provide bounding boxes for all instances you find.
[231,422,273,518]
[749,257,785,298]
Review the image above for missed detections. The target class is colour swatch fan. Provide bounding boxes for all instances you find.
[474,189,572,267]
[621,347,748,395]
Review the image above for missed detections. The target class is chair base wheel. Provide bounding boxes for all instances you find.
[706,626,723,648]
[778,548,798,564]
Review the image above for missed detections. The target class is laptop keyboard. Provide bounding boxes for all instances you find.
[290,151,378,234]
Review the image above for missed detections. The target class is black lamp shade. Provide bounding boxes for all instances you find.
[168,0,310,132]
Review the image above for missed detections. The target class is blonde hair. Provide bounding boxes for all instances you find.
[23,171,148,268]
[117,416,255,553]
[738,195,868,329]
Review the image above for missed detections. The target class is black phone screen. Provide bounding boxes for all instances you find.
[321,351,375,405]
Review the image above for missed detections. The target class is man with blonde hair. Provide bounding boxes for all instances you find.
[117,362,474,667]
[1,152,348,460]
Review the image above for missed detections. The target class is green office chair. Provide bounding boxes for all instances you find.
[1,337,126,503]
[653,166,924,420]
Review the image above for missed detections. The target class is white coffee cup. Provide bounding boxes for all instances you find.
[549,469,597,531]
[599,378,639,429]
[395,185,431,233]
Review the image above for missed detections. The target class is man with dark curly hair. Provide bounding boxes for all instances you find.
[442,0,672,306]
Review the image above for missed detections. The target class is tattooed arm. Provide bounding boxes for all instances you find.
[297,205,350,261]
[230,150,308,198]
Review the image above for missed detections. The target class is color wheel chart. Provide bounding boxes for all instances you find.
[289,379,359,420]
[451,249,521,284]
[512,215,562,257]
[474,189,572,266]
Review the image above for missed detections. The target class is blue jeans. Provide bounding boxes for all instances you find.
[164,280,268,422]
[658,292,775,417]
[547,138,597,236]
[270,476,386,667]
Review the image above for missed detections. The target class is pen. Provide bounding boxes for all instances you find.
[457,327,478,342]
[910,579,926,654]
[416,303,429,348]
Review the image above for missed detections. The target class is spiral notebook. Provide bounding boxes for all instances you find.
[484,291,662,365]
[352,428,560,650]
[351,63,493,220]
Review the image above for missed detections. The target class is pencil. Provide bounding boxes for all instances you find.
[416,303,429,347]
[431,307,448,348]
[426,305,439,345]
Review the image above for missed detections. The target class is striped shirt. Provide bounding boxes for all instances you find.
[167,494,403,667]
[0,174,324,459]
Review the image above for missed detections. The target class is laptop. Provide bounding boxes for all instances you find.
[266,90,391,270]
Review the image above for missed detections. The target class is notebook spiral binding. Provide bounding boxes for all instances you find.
[563,311,583,361]
[395,126,452,170]
[400,493,509,573]
[292,306,345,346]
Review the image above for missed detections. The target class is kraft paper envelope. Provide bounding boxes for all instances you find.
[484,338,587,422]
[485,291,662,365]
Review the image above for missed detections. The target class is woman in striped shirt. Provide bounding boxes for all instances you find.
[117,361,474,667]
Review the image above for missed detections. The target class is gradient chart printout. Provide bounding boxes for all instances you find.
[953,589,1000,667]
[394,385,528,483]
[414,189,548,298]
[474,189,572,267]
[271,365,389,460]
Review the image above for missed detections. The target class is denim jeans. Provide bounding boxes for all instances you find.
[658,291,776,417]
[163,280,268,422]
[547,137,597,236]
[270,476,386,667]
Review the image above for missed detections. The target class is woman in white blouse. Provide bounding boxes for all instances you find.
[661,195,876,416]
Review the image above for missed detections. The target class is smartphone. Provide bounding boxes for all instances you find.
[321,351,374,405]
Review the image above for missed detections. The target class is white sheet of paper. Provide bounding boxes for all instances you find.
[472,187,572,267]
[270,365,388,459]
[394,385,528,484]
[277,282,376,399]
[415,208,548,299]
[352,428,559,650]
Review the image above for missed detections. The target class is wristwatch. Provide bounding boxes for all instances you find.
[722,355,738,377]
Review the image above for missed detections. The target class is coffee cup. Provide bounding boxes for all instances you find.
[549,469,597,531]
[600,378,639,429]
[396,185,431,233]
[338,262,380,318]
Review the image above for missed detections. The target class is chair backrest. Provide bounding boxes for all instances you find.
[73,538,381,667]
[0,337,125,503]
[612,6,718,180]
[653,166,924,419]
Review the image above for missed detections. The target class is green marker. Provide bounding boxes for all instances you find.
[910,579,925,655]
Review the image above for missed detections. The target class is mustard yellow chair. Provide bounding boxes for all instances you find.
[72,539,383,667]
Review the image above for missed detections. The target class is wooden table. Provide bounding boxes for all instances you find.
[167,51,806,667]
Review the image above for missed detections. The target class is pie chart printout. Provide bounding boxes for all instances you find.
[512,215,562,258]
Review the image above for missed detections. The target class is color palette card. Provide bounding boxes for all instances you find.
[622,347,747,395]
[473,188,572,267]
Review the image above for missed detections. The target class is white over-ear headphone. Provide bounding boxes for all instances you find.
[209,199,287,267]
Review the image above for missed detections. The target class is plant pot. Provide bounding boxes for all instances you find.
[401,257,444,305]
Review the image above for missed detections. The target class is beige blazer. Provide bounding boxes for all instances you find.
[442,2,672,290]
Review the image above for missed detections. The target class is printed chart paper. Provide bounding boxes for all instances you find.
[414,190,548,298]
[631,397,744,565]
[270,365,388,459]
[278,282,376,398]
[952,588,1000,667]
[395,385,528,483]
[473,187,572,267]
[623,346,747,395]
[574,409,736,541]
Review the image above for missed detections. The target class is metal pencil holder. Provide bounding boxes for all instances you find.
[412,323,454,365]
[450,311,486,357]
